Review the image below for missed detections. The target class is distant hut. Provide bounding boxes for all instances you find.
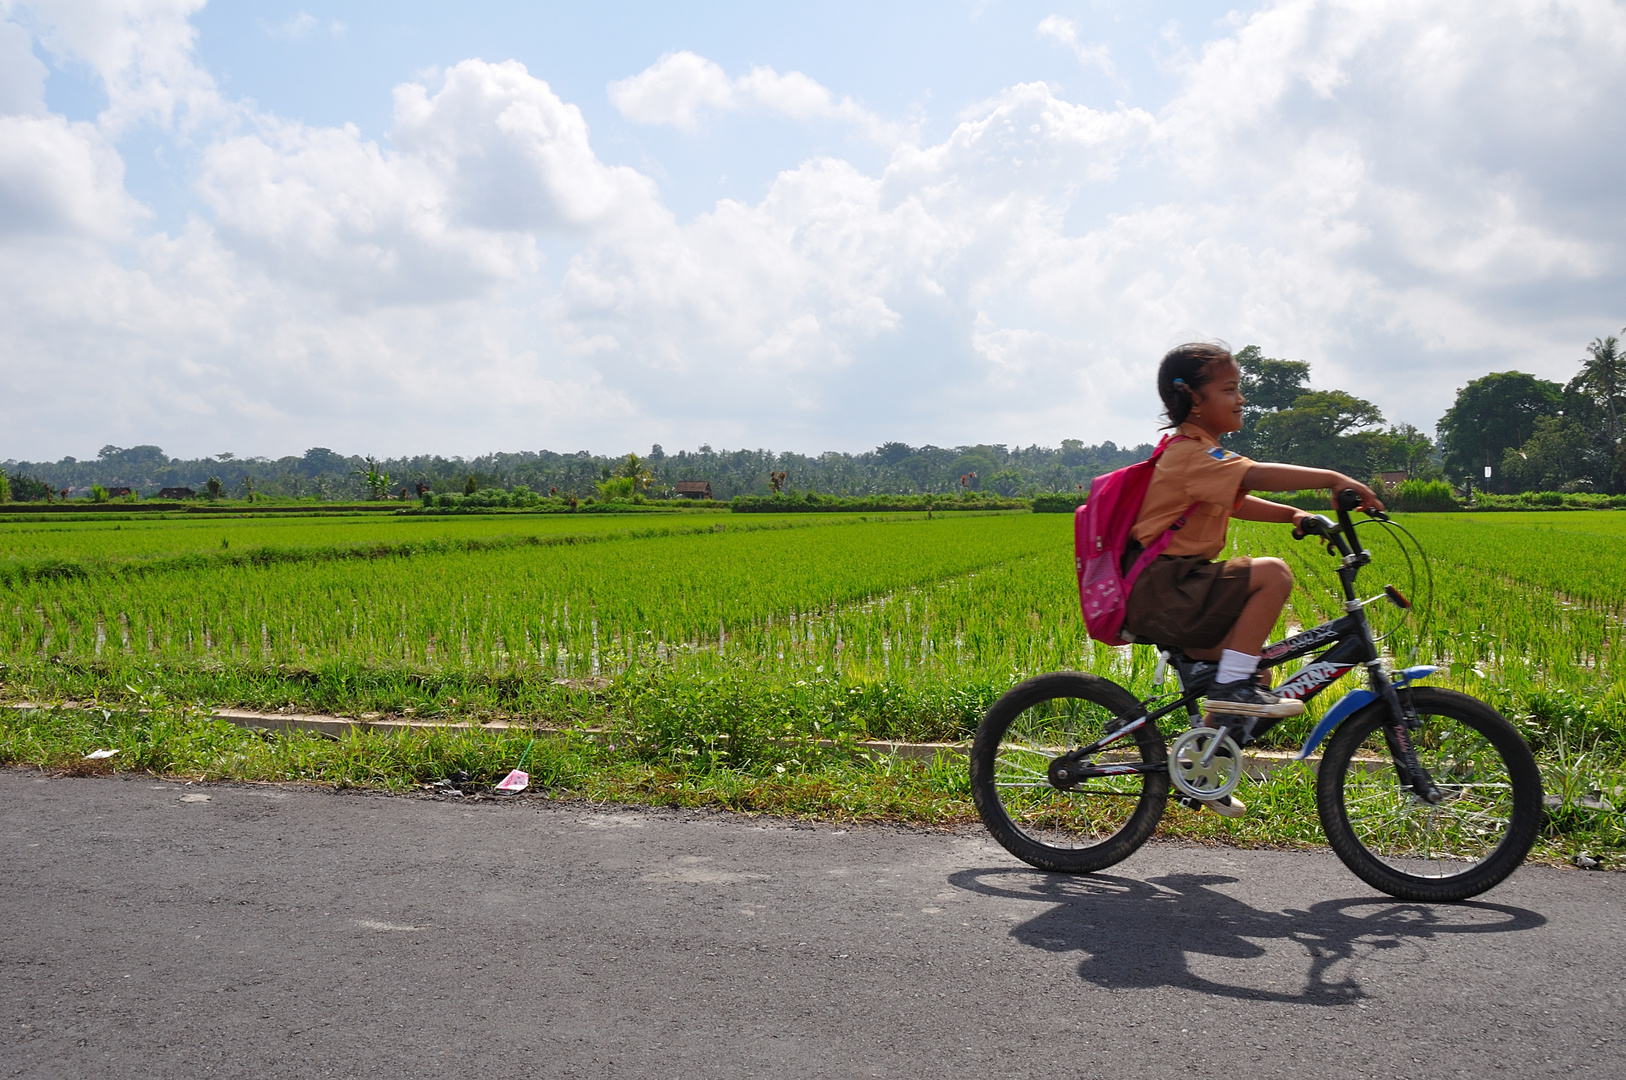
[1378,471,1408,493]
[158,487,196,499]
[674,481,714,500]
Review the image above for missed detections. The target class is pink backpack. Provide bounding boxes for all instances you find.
[1074,435,1193,645]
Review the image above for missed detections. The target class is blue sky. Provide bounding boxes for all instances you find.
[2,0,1623,461]
[94,2,1218,232]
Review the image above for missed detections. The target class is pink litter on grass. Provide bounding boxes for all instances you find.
[494,769,529,793]
[493,738,536,794]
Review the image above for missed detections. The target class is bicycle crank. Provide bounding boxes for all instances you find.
[1168,726,1243,801]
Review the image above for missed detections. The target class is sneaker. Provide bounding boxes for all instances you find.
[1201,794,1247,818]
[1203,678,1305,719]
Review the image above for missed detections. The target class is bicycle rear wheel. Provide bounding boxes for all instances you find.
[1316,687,1542,901]
[970,671,1168,874]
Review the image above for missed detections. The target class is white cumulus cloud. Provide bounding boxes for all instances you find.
[608,50,897,140]
[197,59,668,304]
[0,17,48,114]
[1037,15,1117,79]
[265,11,318,39]
[10,0,223,130]
[0,0,1624,460]
[0,112,146,237]
[261,11,342,40]
[393,60,665,237]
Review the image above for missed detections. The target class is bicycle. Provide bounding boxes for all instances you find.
[969,490,1543,902]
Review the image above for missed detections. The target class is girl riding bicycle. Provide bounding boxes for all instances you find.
[969,346,1541,899]
[1123,342,1383,812]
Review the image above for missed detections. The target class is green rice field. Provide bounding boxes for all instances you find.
[0,506,781,563]
[1,508,1621,860]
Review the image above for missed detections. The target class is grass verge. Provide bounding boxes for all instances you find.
[2,695,1617,869]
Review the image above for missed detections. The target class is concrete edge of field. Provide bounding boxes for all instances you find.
[1,700,1348,778]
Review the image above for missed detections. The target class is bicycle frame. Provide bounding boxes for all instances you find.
[1055,492,1444,803]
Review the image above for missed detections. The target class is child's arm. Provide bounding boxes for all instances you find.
[1233,494,1310,525]
[1240,464,1385,512]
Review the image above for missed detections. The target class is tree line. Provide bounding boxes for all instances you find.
[1221,330,1624,495]
[0,440,1153,503]
[1435,331,1625,493]
[4,329,1621,501]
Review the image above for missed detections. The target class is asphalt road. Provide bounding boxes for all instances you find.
[2,770,1618,1079]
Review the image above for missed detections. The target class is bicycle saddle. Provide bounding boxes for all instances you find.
[1157,647,1218,695]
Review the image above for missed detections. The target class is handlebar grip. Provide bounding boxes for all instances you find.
[1294,514,1334,540]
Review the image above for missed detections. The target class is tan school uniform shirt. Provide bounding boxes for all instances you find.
[1130,423,1253,560]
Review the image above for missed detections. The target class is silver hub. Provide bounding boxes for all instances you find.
[1169,727,1243,801]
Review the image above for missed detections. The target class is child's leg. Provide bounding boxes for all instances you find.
[1217,557,1293,656]
[1176,559,1295,817]
[1186,558,1293,661]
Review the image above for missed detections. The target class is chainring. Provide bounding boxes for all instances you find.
[1168,726,1243,801]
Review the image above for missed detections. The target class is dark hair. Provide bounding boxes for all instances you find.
[1157,342,1235,428]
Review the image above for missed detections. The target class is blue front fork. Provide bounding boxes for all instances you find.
[1292,665,1438,761]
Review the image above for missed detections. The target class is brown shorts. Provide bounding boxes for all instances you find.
[1122,555,1253,650]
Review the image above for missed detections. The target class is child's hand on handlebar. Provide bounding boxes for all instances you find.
[1292,511,1333,539]
[1332,476,1385,513]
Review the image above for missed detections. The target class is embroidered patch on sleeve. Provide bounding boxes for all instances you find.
[1208,447,1235,460]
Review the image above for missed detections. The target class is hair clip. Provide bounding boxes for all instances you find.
[1173,378,1187,387]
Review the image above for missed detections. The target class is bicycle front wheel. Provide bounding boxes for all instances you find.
[970,671,1168,874]
[1317,687,1542,902]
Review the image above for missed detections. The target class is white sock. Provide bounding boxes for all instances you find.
[1217,649,1259,684]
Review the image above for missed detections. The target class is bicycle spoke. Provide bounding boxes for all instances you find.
[996,759,1051,780]
[1340,711,1519,878]
[976,680,1169,860]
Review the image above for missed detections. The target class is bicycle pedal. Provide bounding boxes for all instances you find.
[1175,794,1247,818]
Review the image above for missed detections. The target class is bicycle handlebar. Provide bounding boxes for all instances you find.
[1294,489,1381,550]
[1292,514,1336,540]
[1293,490,1392,567]
[1292,491,1422,611]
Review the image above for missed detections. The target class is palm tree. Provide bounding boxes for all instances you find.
[1581,333,1624,446]
[614,453,655,493]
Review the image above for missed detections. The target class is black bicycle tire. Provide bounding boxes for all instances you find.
[970,671,1169,874]
[1316,687,1542,902]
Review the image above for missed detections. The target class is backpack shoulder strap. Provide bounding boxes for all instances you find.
[1145,432,1189,465]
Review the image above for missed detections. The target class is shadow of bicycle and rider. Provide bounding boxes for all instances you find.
[948,867,1545,1005]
